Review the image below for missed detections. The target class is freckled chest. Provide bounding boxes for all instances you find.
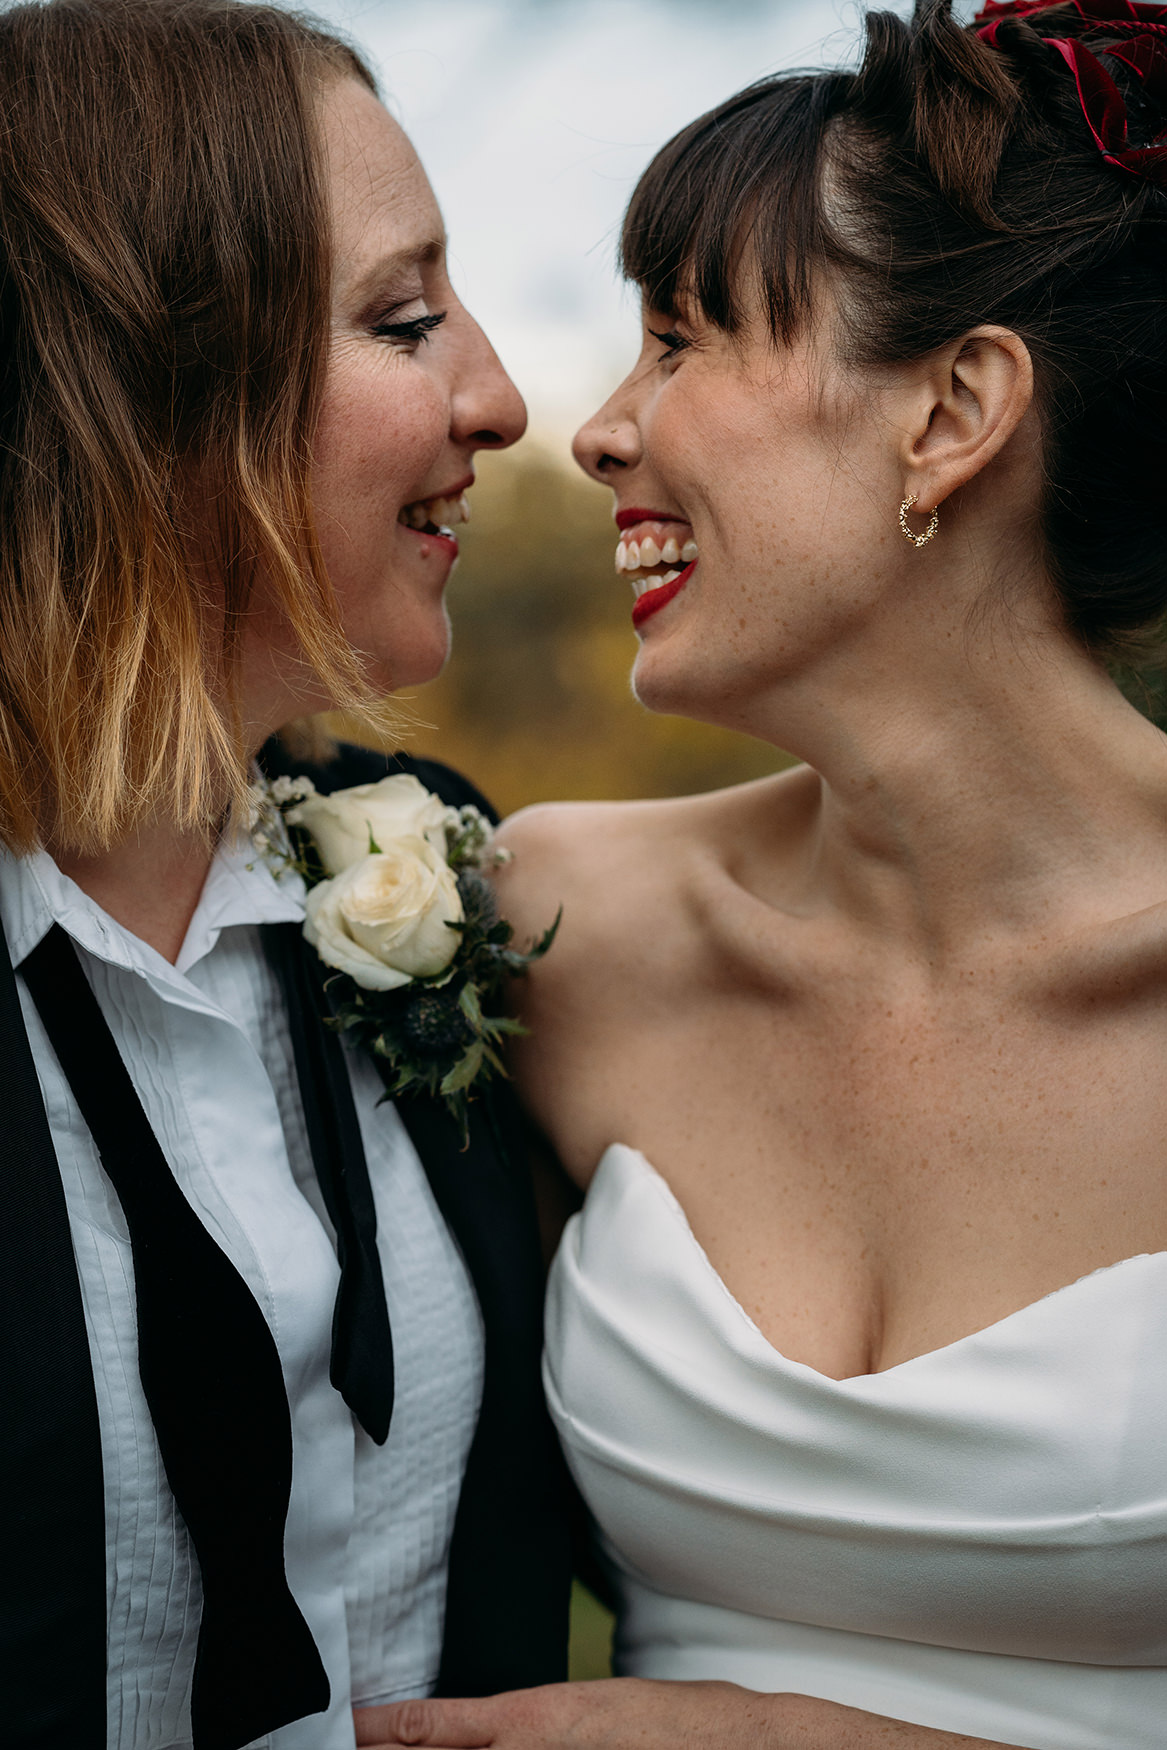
[532,890,1167,1379]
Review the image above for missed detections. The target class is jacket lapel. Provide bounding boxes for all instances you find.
[395,1083,572,1693]
[0,917,107,1744]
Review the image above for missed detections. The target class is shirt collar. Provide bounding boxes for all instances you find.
[175,834,305,975]
[0,832,306,999]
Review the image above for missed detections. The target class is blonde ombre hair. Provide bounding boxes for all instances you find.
[0,0,384,855]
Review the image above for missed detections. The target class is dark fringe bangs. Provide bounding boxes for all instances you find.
[619,72,851,343]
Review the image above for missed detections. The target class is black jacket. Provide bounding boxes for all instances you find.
[0,741,572,1747]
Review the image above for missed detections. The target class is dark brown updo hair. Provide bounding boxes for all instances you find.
[622,0,1167,659]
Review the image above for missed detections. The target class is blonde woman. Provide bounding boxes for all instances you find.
[0,3,570,1745]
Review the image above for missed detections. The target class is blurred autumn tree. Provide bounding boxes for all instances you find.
[333,442,790,814]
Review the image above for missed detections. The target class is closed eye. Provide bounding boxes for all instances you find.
[648,327,690,364]
[372,311,447,347]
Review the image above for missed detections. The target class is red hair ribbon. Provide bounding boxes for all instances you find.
[974,0,1167,185]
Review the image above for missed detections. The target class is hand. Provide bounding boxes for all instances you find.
[352,1683,1019,1749]
[353,1678,783,1748]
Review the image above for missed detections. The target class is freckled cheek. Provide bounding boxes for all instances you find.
[314,370,449,517]
[649,395,774,560]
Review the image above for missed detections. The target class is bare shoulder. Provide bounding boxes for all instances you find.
[491,768,809,965]
[495,795,675,902]
[491,797,679,974]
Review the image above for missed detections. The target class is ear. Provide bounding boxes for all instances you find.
[900,326,1034,513]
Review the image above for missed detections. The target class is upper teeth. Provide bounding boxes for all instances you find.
[398,492,471,531]
[615,535,697,574]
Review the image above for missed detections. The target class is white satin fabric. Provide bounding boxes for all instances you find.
[544,1144,1167,1750]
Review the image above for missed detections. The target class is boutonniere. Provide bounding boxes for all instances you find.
[249,773,559,1137]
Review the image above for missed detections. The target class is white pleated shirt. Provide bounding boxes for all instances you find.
[0,839,484,1750]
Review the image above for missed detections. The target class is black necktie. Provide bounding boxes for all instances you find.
[21,924,331,1750]
[261,920,395,1444]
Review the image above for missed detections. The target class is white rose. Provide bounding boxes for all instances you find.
[303,838,464,990]
[287,774,449,876]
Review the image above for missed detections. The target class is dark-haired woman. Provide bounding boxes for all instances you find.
[365,2,1167,1748]
[0,2,571,1746]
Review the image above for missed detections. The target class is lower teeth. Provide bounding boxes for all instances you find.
[632,567,682,598]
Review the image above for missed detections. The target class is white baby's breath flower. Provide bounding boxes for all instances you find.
[304,837,464,990]
[445,803,500,870]
[270,774,317,806]
[244,782,267,833]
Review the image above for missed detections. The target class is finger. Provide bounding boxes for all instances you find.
[355,1742,478,1750]
[353,1698,495,1747]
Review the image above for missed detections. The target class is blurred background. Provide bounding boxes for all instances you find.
[311,0,929,810]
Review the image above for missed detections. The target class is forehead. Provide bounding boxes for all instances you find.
[319,77,445,295]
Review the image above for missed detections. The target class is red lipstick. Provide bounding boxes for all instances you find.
[615,508,686,532]
[631,560,695,630]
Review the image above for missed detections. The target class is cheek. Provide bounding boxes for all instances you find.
[655,374,877,583]
[649,380,790,553]
[632,395,889,713]
[313,357,447,529]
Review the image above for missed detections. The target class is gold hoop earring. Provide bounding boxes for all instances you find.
[899,494,939,548]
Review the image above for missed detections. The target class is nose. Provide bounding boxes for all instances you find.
[449,310,528,452]
[572,379,641,484]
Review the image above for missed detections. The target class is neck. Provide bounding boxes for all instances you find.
[50,817,221,965]
[46,707,288,963]
[751,603,1167,964]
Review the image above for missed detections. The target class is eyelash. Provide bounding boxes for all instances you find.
[648,327,690,363]
[372,310,447,347]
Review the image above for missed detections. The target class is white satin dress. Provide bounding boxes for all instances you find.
[543,1145,1167,1750]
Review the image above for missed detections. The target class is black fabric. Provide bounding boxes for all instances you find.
[258,738,500,829]
[260,739,574,1690]
[20,925,330,1750]
[395,1087,574,1695]
[262,919,394,1445]
[0,918,107,1748]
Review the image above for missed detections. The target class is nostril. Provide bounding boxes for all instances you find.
[469,428,505,446]
[597,453,626,472]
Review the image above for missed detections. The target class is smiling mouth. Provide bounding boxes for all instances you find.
[614,518,699,600]
[398,490,471,536]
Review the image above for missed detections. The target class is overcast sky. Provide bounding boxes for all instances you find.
[305,1,960,442]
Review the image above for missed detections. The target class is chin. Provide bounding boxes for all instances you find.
[631,642,713,718]
[361,606,452,693]
[631,639,768,733]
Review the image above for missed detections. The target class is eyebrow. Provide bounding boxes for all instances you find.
[344,237,446,307]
